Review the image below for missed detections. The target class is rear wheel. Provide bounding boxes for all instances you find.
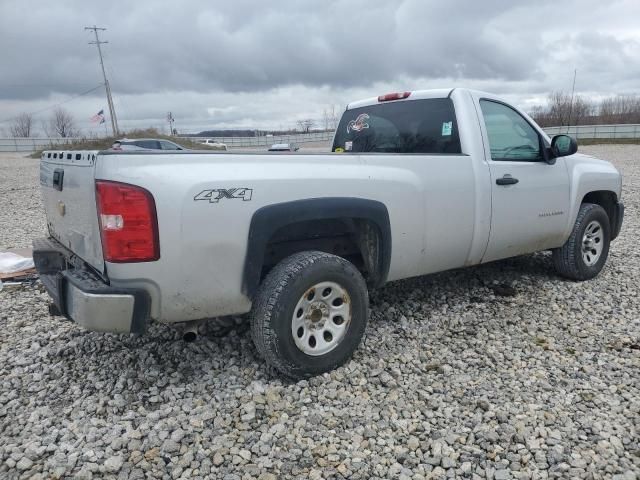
[553,203,610,280]
[251,251,368,379]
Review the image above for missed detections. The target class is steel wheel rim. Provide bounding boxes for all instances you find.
[291,281,351,356]
[582,220,604,266]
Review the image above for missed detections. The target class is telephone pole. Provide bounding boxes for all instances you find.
[167,112,175,135]
[85,25,119,136]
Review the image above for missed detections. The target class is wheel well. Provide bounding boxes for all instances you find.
[262,218,384,286]
[582,190,617,232]
[242,197,391,299]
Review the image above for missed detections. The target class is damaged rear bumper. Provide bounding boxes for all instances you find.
[33,237,149,334]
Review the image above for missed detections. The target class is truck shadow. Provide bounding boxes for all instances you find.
[370,250,555,312]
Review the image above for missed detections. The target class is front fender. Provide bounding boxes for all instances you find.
[563,154,622,241]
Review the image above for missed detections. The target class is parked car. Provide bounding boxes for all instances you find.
[35,88,624,379]
[113,138,186,151]
[198,139,228,150]
[268,143,299,151]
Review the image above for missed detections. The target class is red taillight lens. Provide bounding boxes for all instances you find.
[378,91,411,102]
[95,180,160,262]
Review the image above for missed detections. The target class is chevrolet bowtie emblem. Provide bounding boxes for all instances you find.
[57,201,66,216]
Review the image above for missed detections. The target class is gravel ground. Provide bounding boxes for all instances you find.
[1,147,639,480]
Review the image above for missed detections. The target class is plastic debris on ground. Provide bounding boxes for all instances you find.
[0,248,38,289]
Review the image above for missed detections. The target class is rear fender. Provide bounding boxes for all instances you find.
[242,197,392,298]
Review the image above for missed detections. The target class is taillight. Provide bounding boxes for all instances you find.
[378,91,411,102]
[95,180,160,262]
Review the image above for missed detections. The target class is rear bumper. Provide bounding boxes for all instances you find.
[33,237,149,334]
[611,202,624,241]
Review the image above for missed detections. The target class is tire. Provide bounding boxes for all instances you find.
[553,203,611,281]
[251,251,368,379]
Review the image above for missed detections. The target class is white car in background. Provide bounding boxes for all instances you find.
[199,139,228,150]
[268,143,299,152]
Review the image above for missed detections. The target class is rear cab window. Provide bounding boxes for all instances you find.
[332,98,461,154]
[134,140,161,149]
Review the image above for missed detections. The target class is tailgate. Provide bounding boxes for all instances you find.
[40,151,104,272]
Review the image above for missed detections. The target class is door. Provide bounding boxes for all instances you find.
[478,99,570,263]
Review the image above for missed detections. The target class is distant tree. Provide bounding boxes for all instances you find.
[547,91,573,127]
[530,91,593,127]
[49,107,79,138]
[9,113,33,137]
[568,96,593,126]
[529,105,548,126]
[297,118,315,133]
[328,105,339,130]
[599,95,640,124]
[322,105,340,131]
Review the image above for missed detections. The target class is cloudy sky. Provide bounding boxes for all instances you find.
[1,0,638,134]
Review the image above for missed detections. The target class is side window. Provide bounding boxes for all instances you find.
[135,140,161,149]
[160,141,180,150]
[480,100,542,161]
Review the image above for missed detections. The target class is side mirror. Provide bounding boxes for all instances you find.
[551,135,577,158]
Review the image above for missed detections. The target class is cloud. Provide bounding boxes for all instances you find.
[1,0,639,132]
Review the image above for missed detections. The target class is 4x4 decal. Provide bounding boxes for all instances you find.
[194,188,253,203]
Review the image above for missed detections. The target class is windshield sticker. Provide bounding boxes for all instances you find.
[442,121,452,136]
[347,113,370,133]
[345,141,353,151]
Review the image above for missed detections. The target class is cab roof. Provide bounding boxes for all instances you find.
[346,88,455,110]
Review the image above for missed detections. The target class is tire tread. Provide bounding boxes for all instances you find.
[553,203,609,281]
[251,251,367,378]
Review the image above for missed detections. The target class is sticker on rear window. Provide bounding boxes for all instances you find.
[345,141,353,151]
[442,121,452,136]
[347,114,370,133]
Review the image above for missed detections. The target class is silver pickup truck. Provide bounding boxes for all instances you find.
[34,88,624,378]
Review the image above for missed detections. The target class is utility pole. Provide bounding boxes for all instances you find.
[167,112,175,135]
[85,25,119,136]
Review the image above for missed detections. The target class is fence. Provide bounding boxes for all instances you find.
[543,124,640,140]
[0,137,85,153]
[178,131,334,148]
[0,131,335,153]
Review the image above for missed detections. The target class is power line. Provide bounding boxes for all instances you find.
[0,84,104,124]
[85,25,119,136]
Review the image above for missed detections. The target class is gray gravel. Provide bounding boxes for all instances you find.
[1,146,639,479]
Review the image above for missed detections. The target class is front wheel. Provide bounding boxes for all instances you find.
[553,203,611,280]
[251,251,368,379]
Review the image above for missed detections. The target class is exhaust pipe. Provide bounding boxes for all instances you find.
[182,320,201,342]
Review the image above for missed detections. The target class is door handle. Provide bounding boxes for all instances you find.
[496,175,518,186]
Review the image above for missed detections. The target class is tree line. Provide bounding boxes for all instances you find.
[5,103,342,138]
[530,91,640,127]
[6,107,79,138]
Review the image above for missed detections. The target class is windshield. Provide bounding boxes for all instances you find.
[332,98,461,154]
